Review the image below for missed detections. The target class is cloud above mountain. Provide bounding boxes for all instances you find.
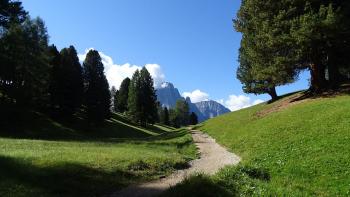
[78,48,165,89]
[218,95,264,111]
[182,90,210,103]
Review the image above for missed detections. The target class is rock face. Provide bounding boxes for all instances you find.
[156,82,183,109]
[156,82,231,122]
[194,100,231,122]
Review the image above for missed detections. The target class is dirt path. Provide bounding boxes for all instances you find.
[111,130,241,197]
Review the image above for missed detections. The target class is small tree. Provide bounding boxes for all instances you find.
[83,49,111,123]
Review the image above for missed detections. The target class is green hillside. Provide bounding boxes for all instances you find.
[166,92,350,196]
[0,112,196,197]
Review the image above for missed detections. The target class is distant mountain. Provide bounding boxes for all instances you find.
[156,82,182,109]
[194,100,231,122]
[156,82,231,122]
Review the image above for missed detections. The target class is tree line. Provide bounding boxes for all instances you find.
[0,0,199,128]
[0,1,111,123]
[111,75,198,128]
[235,0,350,100]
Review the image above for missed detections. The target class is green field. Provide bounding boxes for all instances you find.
[0,112,196,197]
[166,92,350,196]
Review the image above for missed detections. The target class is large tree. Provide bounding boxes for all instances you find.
[49,46,84,117]
[235,0,350,94]
[0,17,50,106]
[83,49,111,123]
[139,67,158,125]
[0,0,27,30]
[116,77,130,113]
[235,0,299,100]
[127,68,158,126]
[127,70,142,124]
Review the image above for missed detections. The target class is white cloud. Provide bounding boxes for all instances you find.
[145,64,165,88]
[78,48,165,89]
[182,90,210,103]
[219,95,264,111]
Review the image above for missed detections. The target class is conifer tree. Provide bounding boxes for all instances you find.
[48,45,61,110]
[128,70,142,124]
[83,49,111,123]
[127,68,158,126]
[175,100,190,126]
[159,107,170,126]
[139,67,158,125]
[51,46,84,117]
[116,77,130,113]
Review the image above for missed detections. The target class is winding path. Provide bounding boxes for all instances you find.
[112,130,241,197]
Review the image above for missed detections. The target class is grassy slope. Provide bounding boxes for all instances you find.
[166,93,350,196]
[0,112,196,197]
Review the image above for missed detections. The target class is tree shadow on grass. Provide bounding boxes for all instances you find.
[0,109,177,143]
[162,165,271,197]
[0,155,137,197]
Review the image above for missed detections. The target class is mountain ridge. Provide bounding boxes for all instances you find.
[156,82,230,122]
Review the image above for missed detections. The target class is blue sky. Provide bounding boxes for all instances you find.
[22,0,310,111]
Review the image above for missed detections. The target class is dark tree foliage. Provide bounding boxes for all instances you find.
[139,67,158,125]
[0,0,27,30]
[159,107,170,126]
[235,0,299,100]
[116,77,130,113]
[0,17,50,106]
[83,50,111,123]
[48,45,61,109]
[49,46,84,117]
[169,108,180,128]
[127,68,158,126]
[189,112,198,125]
[235,0,350,94]
[175,99,190,127]
[127,70,142,124]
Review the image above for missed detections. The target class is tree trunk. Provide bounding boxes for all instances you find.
[267,86,278,101]
[310,63,326,93]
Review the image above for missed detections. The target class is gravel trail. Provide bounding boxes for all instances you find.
[112,130,241,197]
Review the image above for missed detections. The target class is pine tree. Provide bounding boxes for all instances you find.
[235,0,350,94]
[235,0,298,100]
[127,70,142,124]
[127,68,158,126]
[159,107,170,126]
[175,100,190,127]
[0,0,27,29]
[139,67,158,126]
[48,45,61,111]
[116,77,130,113]
[83,49,111,123]
[51,46,84,117]
[0,17,50,106]
[189,112,198,125]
